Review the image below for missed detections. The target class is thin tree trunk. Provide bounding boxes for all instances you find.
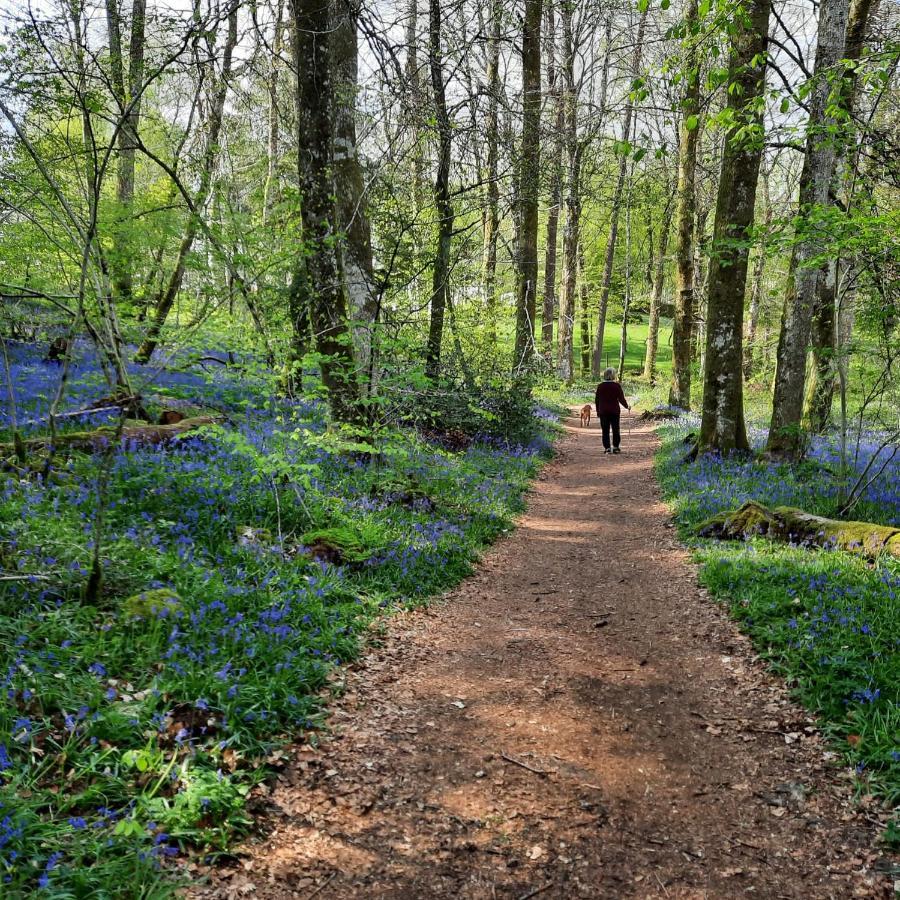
[262,0,284,224]
[806,0,879,432]
[332,0,377,380]
[425,0,453,379]
[744,165,770,380]
[555,0,578,383]
[767,0,851,458]
[579,245,591,375]
[289,0,360,421]
[668,0,699,409]
[105,0,146,305]
[481,0,501,338]
[618,175,633,379]
[592,7,647,378]
[512,0,542,370]
[643,184,674,382]
[541,1,563,358]
[695,0,771,456]
[135,7,237,364]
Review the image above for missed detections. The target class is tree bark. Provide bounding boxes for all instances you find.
[668,0,699,409]
[512,0,542,370]
[592,7,647,378]
[289,0,360,422]
[578,243,591,375]
[767,0,850,458]
[332,0,378,382]
[104,0,146,305]
[806,0,879,432]
[743,164,770,379]
[555,0,578,383]
[425,0,454,379]
[481,0,502,338]
[695,0,771,455]
[541,1,563,359]
[643,183,674,382]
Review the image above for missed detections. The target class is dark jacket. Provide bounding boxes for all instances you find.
[595,381,629,416]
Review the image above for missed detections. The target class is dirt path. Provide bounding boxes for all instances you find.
[194,415,893,899]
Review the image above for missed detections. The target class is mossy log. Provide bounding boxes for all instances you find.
[638,406,684,422]
[697,500,900,560]
[1,416,223,456]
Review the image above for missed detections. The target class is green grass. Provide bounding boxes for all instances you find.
[655,427,900,830]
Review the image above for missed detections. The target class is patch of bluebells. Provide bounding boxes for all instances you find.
[657,423,900,803]
[0,340,554,894]
[657,416,900,528]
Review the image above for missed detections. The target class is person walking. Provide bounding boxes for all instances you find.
[594,368,630,454]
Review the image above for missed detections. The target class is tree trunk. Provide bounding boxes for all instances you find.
[806,0,879,432]
[592,7,647,378]
[578,244,591,375]
[744,164,770,379]
[104,0,146,305]
[289,0,360,422]
[643,184,674,382]
[695,0,771,456]
[541,1,563,359]
[555,0,578,383]
[512,0,542,370]
[617,179,633,380]
[481,0,501,338]
[668,0,699,409]
[332,0,378,382]
[425,0,454,379]
[262,0,284,224]
[135,7,236,364]
[768,0,850,458]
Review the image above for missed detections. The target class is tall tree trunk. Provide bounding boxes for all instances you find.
[425,0,453,379]
[806,0,879,432]
[288,0,359,420]
[105,0,146,305]
[481,0,501,337]
[618,175,634,379]
[578,244,591,375]
[643,184,674,382]
[592,7,647,378]
[332,0,378,382]
[744,165,770,380]
[135,7,236,364]
[695,0,771,456]
[668,0,699,409]
[262,0,284,225]
[767,0,850,458]
[555,0,578,382]
[512,0,542,370]
[541,1,563,359]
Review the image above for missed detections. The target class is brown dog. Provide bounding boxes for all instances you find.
[579,404,592,428]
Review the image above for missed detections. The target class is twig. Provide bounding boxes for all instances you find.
[0,573,50,581]
[305,873,335,899]
[501,752,549,776]
[518,883,554,900]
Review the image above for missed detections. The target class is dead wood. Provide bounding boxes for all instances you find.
[697,500,900,560]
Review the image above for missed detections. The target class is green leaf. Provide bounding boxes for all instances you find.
[699,0,710,15]
[661,0,670,8]
[780,97,790,114]
[685,114,699,131]
[637,0,649,12]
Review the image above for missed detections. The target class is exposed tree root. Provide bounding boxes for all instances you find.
[697,500,900,560]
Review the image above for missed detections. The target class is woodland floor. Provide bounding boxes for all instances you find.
[190,414,896,899]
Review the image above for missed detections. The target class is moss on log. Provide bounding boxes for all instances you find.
[697,500,900,560]
[0,416,223,456]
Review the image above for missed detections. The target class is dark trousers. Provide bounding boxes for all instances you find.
[599,413,621,450]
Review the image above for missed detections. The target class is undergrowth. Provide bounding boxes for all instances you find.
[0,342,557,896]
[655,423,900,833]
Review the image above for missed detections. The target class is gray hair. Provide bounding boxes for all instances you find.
[603,367,616,381]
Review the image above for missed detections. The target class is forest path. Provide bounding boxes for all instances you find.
[194,414,891,899]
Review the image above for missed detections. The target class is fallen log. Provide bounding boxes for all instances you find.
[1,416,223,456]
[697,500,900,560]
